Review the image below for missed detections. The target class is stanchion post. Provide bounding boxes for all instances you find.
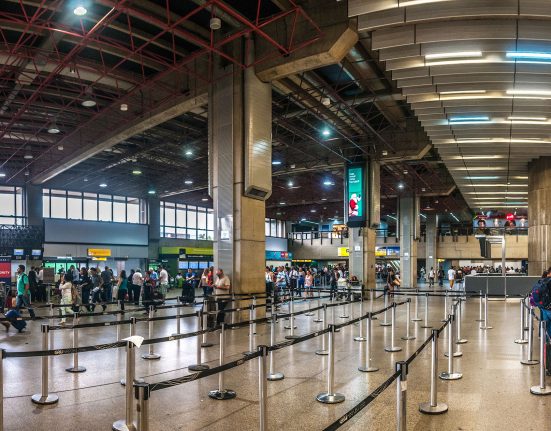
[201,301,214,348]
[313,296,323,323]
[285,295,299,340]
[339,292,349,319]
[456,300,467,344]
[370,288,378,320]
[385,304,402,352]
[421,293,431,329]
[305,295,314,316]
[419,330,448,414]
[117,312,122,341]
[172,297,181,336]
[359,313,378,373]
[476,290,483,322]
[515,299,528,344]
[412,289,421,321]
[521,306,539,365]
[441,290,448,322]
[244,305,257,354]
[479,294,493,330]
[316,325,345,404]
[208,324,237,400]
[396,361,407,431]
[381,291,391,326]
[135,382,150,431]
[66,312,86,373]
[189,311,209,371]
[142,306,161,360]
[113,340,138,431]
[354,297,366,342]
[439,315,462,381]
[252,297,257,334]
[258,345,268,431]
[31,324,59,405]
[444,303,463,358]
[530,320,551,395]
[267,314,284,381]
[315,305,329,356]
[401,299,415,341]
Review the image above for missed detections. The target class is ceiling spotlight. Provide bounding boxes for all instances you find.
[132,169,142,175]
[81,86,96,107]
[288,181,294,187]
[99,183,107,188]
[382,150,388,156]
[279,202,286,205]
[321,97,331,107]
[321,198,327,201]
[83,178,88,182]
[323,180,334,186]
[120,103,128,111]
[73,4,87,16]
[184,180,193,185]
[24,170,29,176]
[398,183,405,189]
[148,190,156,195]
[210,17,221,30]
[421,187,426,192]
[185,150,193,156]
[47,122,60,134]
[0,173,6,178]
[310,209,317,213]
[24,151,33,160]
[201,197,208,202]
[57,144,64,151]
[322,128,330,137]
[403,170,408,175]
[272,160,282,165]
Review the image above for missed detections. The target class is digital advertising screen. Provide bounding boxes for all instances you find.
[346,163,367,228]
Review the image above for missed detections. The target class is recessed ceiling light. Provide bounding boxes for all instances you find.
[57,145,64,151]
[185,150,193,156]
[120,103,128,111]
[398,183,405,189]
[24,153,33,160]
[272,161,282,165]
[0,173,6,178]
[99,183,107,188]
[184,180,193,185]
[321,198,327,201]
[288,181,294,187]
[83,178,88,182]
[322,128,330,137]
[148,190,155,195]
[201,198,208,201]
[132,169,142,175]
[279,202,286,205]
[310,209,316,213]
[24,170,29,176]
[73,5,87,16]
[321,97,331,106]
[323,180,334,186]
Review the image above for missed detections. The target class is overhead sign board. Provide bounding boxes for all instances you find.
[346,163,367,228]
[87,248,111,257]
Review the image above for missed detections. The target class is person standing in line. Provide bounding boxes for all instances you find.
[438,267,444,287]
[132,269,144,306]
[127,269,135,303]
[28,267,38,303]
[297,267,305,297]
[428,267,435,288]
[289,266,299,296]
[305,270,314,297]
[159,265,169,295]
[329,269,338,299]
[101,266,113,302]
[90,267,106,312]
[36,266,46,303]
[214,269,231,325]
[116,270,128,311]
[15,264,36,319]
[448,266,456,289]
[201,268,212,297]
[79,267,93,312]
[59,272,74,325]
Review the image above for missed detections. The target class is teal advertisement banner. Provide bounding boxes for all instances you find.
[346,163,367,227]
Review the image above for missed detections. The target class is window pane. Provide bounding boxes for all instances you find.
[127,202,139,223]
[98,200,112,221]
[176,228,187,239]
[113,201,126,222]
[43,195,50,218]
[207,211,213,230]
[197,211,207,229]
[207,230,214,241]
[270,220,277,237]
[176,209,186,228]
[187,229,197,240]
[187,210,196,228]
[197,230,207,240]
[50,196,66,218]
[265,220,270,236]
[164,226,175,238]
[15,188,23,217]
[83,198,98,220]
[0,193,15,216]
[164,206,176,227]
[67,197,83,220]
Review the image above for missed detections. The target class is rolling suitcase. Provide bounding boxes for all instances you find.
[181,283,195,305]
[5,309,26,332]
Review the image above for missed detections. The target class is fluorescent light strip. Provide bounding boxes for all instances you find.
[507,89,551,96]
[462,184,527,187]
[506,52,551,60]
[463,176,501,180]
[447,155,504,160]
[449,116,489,122]
[455,138,547,144]
[452,167,505,171]
[466,191,528,195]
[399,0,450,6]
[425,51,482,60]
[508,116,547,121]
[387,215,398,221]
[440,90,487,95]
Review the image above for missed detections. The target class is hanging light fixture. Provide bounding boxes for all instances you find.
[81,86,96,107]
[47,121,60,134]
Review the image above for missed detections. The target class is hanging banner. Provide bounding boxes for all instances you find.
[346,163,367,228]
[0,256,11,284]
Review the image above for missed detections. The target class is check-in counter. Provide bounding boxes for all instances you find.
[464,275,537,297]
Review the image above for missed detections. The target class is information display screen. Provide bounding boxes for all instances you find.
[346,163,367,228]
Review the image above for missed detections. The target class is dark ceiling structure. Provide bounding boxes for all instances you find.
[0,0,474,225]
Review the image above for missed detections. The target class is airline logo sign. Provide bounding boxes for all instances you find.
[87,248,111,257]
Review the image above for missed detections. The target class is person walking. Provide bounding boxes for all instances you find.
[428,267,435,288]
[448,266,456,289]
[15,264,36,320]
[79,267,93,312]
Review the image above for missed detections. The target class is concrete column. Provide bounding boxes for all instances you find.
[425,213,438,276]
[26,184,43,227]
[398,196,419,287]
[363,228,376,288]
[148,198,160,259]
[348,228,364,281]
[209,48,271,300]
[528,157,551,276]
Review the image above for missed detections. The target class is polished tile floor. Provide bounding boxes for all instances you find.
[0,289,545,431]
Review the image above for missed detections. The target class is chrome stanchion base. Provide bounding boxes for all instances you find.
[141,353,161,360]
[31,393,59,405]
[339,314,349,319]
[419,402,449,414]
[316,392,345,404]
[521,359,540,365]
[66,366,86,373]
[420,324,432,329]
[530,385,551,395]
[120,377,145,386]
[208,389,236,400]
[284,325,297,329]
[439,372,462,380]
[267,372,284,381]
[380,321,391,327]
[444,351,463,358]
[358,365,379,373]
[201,342,214,348]
[480,325,493,330]
[315,349,328,356]
[188,364,209,371]
[475,319,484,322]
[305,311,314,316]
[313,318,323,323]
[284,334,300,340]
[412,317,422,322]
[384,346,402,352]
[456,338,468,344]
[112,419,136,431]
[354,336,366,342]
[514,338,528,344]
[401,335,416,341]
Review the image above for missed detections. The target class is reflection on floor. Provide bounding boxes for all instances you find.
[0,288,544,431]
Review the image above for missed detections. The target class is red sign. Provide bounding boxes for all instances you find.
[0,256,11,284]
[506,213,515,221]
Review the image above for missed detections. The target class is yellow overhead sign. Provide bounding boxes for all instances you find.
[337,247,349,257]
[87,248,111,257]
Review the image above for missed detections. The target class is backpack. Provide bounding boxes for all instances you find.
[531,278,551,309]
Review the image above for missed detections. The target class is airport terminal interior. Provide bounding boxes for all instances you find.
[1,0,551,430]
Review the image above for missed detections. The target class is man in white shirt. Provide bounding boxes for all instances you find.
[159,265,169,294]
[214,269,231,324]
[132,269,144,306]
[448,267,456,289]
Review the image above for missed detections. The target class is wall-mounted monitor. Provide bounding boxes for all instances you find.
[31,249,42,257]
[346,163,367,228]
[13,249,24,256]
